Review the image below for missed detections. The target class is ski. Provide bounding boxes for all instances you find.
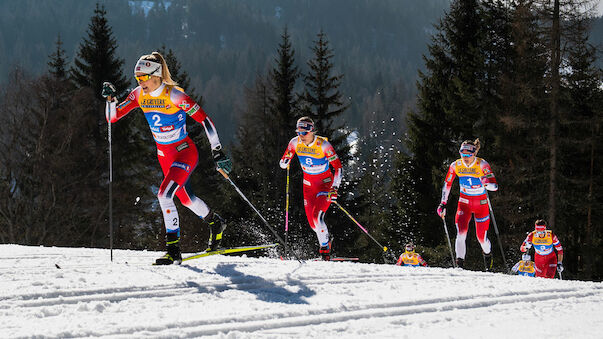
[313,257,359,262]
[182,243,279,262]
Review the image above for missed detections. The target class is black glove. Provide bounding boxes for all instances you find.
[101,82,116,99]
[212,148,232,174]
[557,262,564,273]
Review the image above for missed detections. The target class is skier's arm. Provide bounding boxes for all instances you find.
[520,233,533,252]
[441,163,457,203]
[511,262,520,273]
[553,233,563,261]
[480,159,498,191]
[395,255,403,266]
[418,255,428,267]
[323,141,343,188]
[105,88,141,123]
[280,139,297,169]
[173,90,222,151]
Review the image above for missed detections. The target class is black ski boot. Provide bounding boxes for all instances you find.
[207,212,226,251]
[319,241,332,261]
[455,258,464,269]
[483,252,493,272]
[155,232,182,265]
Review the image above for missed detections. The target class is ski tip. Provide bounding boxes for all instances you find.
[55,263,61,269]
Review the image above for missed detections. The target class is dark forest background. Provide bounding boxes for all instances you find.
[0,0,601,281]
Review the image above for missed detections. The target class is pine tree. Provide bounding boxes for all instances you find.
[48,34,67,80]
[71,3,128,97]
[300,30,350,157]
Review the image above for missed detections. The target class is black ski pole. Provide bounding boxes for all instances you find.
[108,119,113,262]
[486,192,508,272]
[441,216,456,268]
[218,169,303,263]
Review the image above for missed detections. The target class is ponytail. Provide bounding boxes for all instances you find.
[139,51,178,86]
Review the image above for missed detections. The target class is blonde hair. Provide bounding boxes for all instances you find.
[139,51,178,86]
[461,138,481,155]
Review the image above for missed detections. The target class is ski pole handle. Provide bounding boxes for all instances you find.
[218,168,229,179]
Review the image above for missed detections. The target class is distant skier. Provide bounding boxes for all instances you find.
[279,117,343,261]
[520,219,564,279]
[511,253,536,277]
[102,51,232,265]
[396,242,428,267]
[437,139,498,270]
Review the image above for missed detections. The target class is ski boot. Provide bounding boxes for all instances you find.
[207,212,227,252]
[155,232,182,265]
[319,241,332,261]
[483,252,493,272]
[455,258,464,269]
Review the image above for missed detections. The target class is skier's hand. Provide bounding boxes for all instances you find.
[437,202,446,218]
[557,262,564,273]
[212,148,232,174]
[328,186,338,202]
[101,82,116,100]
[279,157,291,169]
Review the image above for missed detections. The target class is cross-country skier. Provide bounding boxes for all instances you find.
[511,253,536,277]
[279,117,343,261]
[395,242,428,267]
[437,139,498,270]
[102,51,232,265]
[520,219,564,279]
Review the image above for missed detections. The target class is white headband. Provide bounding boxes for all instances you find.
[134,59,162,76]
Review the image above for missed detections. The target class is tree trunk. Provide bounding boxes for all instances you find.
[547,0,561,228]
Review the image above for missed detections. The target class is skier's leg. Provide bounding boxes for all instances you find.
[474,202,492,255]
[534,255,546,277]
[543,254,557,278]
[454,199,471,260]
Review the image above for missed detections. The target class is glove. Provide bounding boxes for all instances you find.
[279,157,291,169]
[557,262,564,273]
[437,202,446,218]
[328,186,338,201]
[212,148,232,174]
[101,82,116,100]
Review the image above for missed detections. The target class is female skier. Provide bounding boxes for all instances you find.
[279,117,343,260]
[437,139,498,269]
[520,219,564,278]
[102,52,231,265]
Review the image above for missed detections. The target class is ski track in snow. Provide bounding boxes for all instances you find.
[0,245,601,338]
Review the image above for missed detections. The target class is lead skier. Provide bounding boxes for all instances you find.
[437,139,498,269]
[279,117,343,260]
[520,219,564,278]
[102,51,231,265]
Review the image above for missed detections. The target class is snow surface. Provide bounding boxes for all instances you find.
[1,244,602,339]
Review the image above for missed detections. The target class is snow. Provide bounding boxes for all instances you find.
[1,245,602,338]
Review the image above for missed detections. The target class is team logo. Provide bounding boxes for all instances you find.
[160,125,175,132]
[129,92,136,100]
[172,162,191,173]
[179,100,191,110]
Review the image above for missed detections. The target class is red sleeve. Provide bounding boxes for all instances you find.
[395,255,403,266]
[112,88,141,122]
[520,232,534,252]
[552,233,563,255]
[419,255,428,267]
[441,162,457,203]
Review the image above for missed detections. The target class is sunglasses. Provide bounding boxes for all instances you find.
[460,151,475,157]
[135,74,153,83]
[297,131,310,136]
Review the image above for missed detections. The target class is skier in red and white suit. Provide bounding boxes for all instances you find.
[520,219,564,279]
[102,52,232,265]
[279,117,343,260]
[437,139,498,269]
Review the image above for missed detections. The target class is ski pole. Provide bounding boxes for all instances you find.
[108,120,113,262]
[441,216,456,268]
[333,201,391,256]
[218,169,302,263]
[284,165,290,258]
[486,191,508,272]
